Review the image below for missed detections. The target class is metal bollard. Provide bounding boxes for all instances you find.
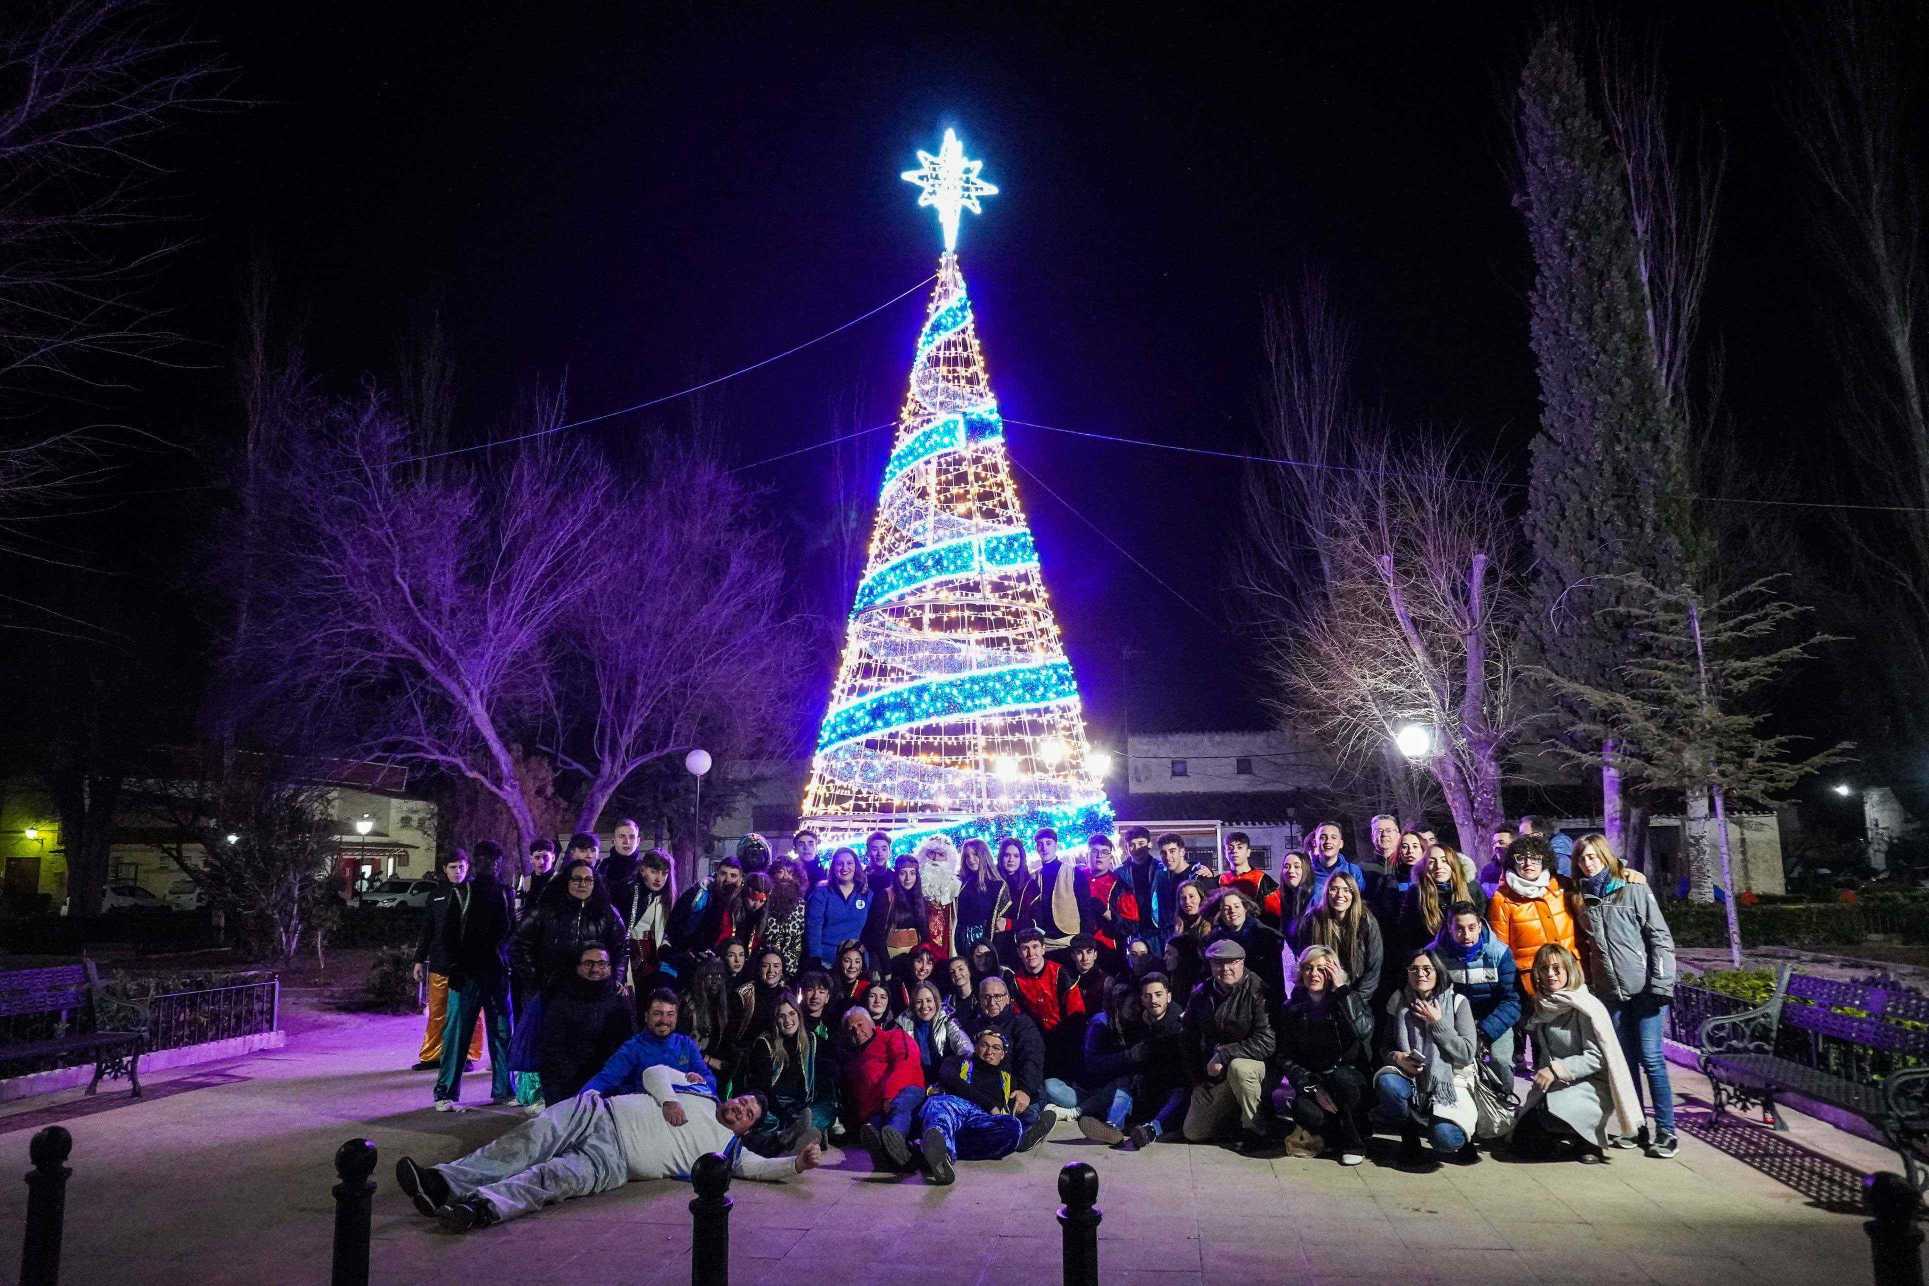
[1057,1161,1101,1286]
[1864,1171,1925,1286]
[690,1151,733,1286]
[20,1126,72,1286]
[331,1138,378,1286]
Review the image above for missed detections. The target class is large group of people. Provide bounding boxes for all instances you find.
[398,814,1679,1231]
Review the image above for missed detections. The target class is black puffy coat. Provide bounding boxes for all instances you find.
[536,975,634,1103]
[512,895,627,990]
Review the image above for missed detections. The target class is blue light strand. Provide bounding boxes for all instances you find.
[815,660,1081,752]
[852,529,1039,612]
[887,795,1117,858]
[879,404,1005,486]
[917,294,972,351]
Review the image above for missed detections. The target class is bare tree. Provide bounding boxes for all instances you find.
[1245,285,1528,851]
[552,440,810,832]
[1786,0,1929,740]
[0,1,222,577]
[227,383,808,857]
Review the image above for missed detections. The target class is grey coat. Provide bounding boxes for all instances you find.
[1525,1005,1613,1145]
[1576,880,1675,1004]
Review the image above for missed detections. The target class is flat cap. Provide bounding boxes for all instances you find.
[1203,939,1246,961]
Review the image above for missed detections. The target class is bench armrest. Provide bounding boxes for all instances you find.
[1697,1002,1779,1056]
[1883,1067,1929,1132]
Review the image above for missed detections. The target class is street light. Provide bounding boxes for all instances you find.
[685,748,712,863]
[225,833,240,845]
[1832,783,1853,797]
[1087,749,1114,778]
[1394,722,1434,760]
[22,826,38,841]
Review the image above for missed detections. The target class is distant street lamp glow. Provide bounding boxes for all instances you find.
[22,826,38,841]
[1087,750,1114,778]
[1394,723,1434,760]
[225,833,240,845]
[1832,783,1853,797]
[353,816,374,837]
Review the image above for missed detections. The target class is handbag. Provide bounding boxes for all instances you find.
[885,927,921,952]
[1470,1048,1518,1140]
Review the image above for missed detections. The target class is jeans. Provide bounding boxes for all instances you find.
[1374,1069,1468,1153]
[1608,992,1675,1133]
[435,976,513,1103]
[434,1091,627,1221]
[918,1093,1024,1160]
[1077,1076,1132,1129]
[1289,1064,1368,1151]
[1043,1076,1082,1110]
[869,1085,922,1138]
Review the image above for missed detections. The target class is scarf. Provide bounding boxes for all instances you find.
[1526,983,1642,1137]
[912,1016,940,1069]
[1503,867,1551,901]
[1581,871,1622,900]
[1394,983,1464,1108]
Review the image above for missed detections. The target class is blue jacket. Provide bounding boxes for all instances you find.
[583,1030,716,1097]
[1431,921,1520,1044]
[805,882,870,968]
[1307,853,1367,907]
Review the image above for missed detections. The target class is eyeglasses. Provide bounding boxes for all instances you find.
[579,960,612,971]
[981,989,1009,1000]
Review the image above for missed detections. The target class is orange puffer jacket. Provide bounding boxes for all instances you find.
[1485,877,1577,996]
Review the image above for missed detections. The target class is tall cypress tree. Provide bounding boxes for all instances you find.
[1516,26,1695,849]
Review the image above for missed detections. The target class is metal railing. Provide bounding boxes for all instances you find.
[1665,983,1752,1045]
[141,979,280,1053]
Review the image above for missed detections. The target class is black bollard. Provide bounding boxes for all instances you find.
[1865,1171,1925,1286]
[1057,1160,1101,1286]
[20,1126,72,1286]
[689,1151,733,1286]
[331,1138,378,1286]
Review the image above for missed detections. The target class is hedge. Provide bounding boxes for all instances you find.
[1661,896,1929,949]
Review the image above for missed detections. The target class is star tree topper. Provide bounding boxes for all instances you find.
[901,128,998,252]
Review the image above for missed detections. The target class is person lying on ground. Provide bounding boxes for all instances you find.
[395,1064,824,1231]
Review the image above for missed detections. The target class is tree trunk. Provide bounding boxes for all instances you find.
[1710,783,1744,969]
[1601,738,1625,854]
[1684,785,1714,904]
[1625,802,1653,875]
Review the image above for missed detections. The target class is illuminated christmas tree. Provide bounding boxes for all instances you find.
[799,129,1112,855]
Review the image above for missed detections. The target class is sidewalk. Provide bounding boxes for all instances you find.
[0,991,1906,1285]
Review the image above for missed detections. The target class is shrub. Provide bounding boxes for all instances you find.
[362,946,420,1014]
[1680,968,1778,1007]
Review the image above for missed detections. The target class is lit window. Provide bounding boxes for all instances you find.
[1170,760,1188,777]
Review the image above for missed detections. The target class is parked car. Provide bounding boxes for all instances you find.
[164,879,206,912]
[100,883,165,912]
[360,878,436,910]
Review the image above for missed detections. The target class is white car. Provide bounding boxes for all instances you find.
[164,880,205,912]
[100,883,165,912]
[360,878,436,910]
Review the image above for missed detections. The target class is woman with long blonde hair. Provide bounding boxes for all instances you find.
[1292,873,1384,1001]
[1510,942,1642,1162]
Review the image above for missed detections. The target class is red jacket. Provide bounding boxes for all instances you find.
[840,1027,925,1126]
[1011,960,1085,1034]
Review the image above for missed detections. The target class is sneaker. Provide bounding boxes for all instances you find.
[395,1157,451,1217]
[433,1098,464,1113]
[858,1123,890,1172]
[1126,1123,1158,1152]
[519,1101,544,1116]
[1338,1150,1365,1166]
[1077,1115,1125,1146]
[1018,1112,1054,1152]
[487,1094,515,1107]
[1611,1126,1648,1151]
[1646,1130,1679,1159]
[410,1059,441,1071]
[878,1125,913,1169]
[436,1196,499,1233]
[919,1127,955,1186]
[1577,1147,1607,1165]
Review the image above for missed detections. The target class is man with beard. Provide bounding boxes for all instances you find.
[533,946,634,1106]
[667,856,743,967]
[967,975,1047,1129]
[585,989,715,1095]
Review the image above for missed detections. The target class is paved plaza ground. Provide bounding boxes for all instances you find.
[0,980,1911,1286]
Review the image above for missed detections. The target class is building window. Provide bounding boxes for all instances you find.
[1170,759,1188,777]
[1235,757,1253,775]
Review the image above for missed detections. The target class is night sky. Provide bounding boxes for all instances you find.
[67,2,1855,756]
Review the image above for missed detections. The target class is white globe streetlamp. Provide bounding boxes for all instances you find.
[685,749,712,863]
[1394,723,1434,761]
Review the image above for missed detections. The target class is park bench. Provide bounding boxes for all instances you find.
[1697,964,1929,1191]
[0,962,145,1096]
